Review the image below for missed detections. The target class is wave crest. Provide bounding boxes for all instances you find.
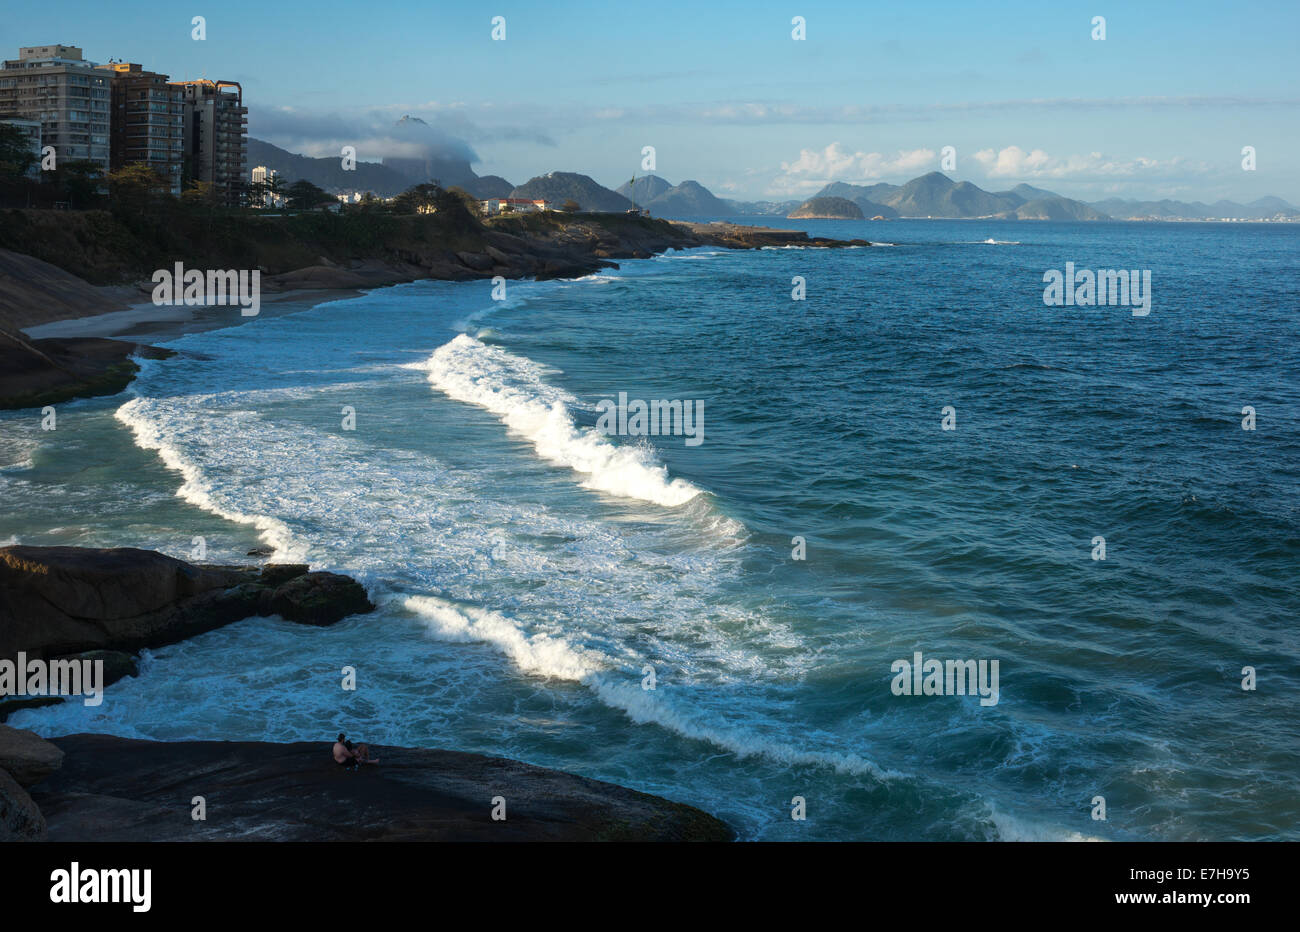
[420,334,702,507]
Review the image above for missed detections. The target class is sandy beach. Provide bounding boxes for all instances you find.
[21,287,365,342]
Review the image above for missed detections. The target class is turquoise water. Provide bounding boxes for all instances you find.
[2,219,1297,840]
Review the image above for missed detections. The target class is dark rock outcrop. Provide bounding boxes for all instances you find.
[455,250,495,272]
[0,724,65,787]
[0,767,46,841]
[0,247,137,331]
[0,649,137,722]
[263,571,375,627]
[33,734,734,842]
[0,546,375,663]
[60,649,139,687]
[674,221,871,249]
[0,332,172,411]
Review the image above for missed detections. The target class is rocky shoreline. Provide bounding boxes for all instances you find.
[0,545,734,842]
[0,545,373,724]
[0,212,868,409]
[25,734,732,842]
[0,546,373,666]
[0,333,173,411]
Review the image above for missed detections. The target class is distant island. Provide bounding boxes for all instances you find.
[788,196,865,219]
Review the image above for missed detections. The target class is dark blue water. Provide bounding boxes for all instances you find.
[5,219,1298,840]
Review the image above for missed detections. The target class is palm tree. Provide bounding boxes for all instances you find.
[265,174,284,207]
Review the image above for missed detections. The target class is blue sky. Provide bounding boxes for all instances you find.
[6,0,1298,201]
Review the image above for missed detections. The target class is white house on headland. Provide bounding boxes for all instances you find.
[479,197,554,216]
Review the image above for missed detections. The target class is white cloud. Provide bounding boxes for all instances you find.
[970,145,1202,179]
[770,143,936,195]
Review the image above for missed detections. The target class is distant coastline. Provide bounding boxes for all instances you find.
[241,139,1300,224]
[0,204,867,409]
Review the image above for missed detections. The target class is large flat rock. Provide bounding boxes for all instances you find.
[33,735,733,842]
[0,546,374,662]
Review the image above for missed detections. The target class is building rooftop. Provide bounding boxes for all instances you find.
[19,45,83,61]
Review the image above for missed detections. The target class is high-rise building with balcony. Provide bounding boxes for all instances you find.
[0,45,110,172]
[173,80,247,206]
[97,62,185,194]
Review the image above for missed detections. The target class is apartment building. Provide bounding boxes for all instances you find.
[0,45,110,171]
[0,45,249,204]
[97,62,185,194]
[175,80,247,206]
[250,165,283,206]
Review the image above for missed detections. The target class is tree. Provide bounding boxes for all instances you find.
[560,199,580,213]
[52,160,104,208]
[246,178,269,207]
[108,164,170,204]
[180,179,217,207]
[446,185,482,215]
[284,179,335,210]
[0,122,37,179]
[230,180,256,208]
[390,183,443,214]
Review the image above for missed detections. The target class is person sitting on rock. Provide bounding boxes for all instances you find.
[333,733,379,768]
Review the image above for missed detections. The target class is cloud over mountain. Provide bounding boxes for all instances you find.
[773,145,937,196]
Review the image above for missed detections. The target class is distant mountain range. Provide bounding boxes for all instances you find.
[244,143,1298,221]
[793,175,1299,221]
[615,177,733,216]
[799,173,1110,220]
[1089,196,1300,221]
[247,138,407,196]
[246,135,514,199]
[613,172,1298,222]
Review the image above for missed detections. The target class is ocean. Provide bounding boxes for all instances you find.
[2,218,1297,840]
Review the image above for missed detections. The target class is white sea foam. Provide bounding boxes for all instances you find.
[420,334,703,507]
[655,250,726,261]
[114,397,308,562]
[986,805,1104,842]
[406,593,902,782]
[0,428,38,473]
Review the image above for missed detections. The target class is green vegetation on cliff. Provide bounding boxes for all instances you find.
[0,189,485,286]
[788,196,865,220]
